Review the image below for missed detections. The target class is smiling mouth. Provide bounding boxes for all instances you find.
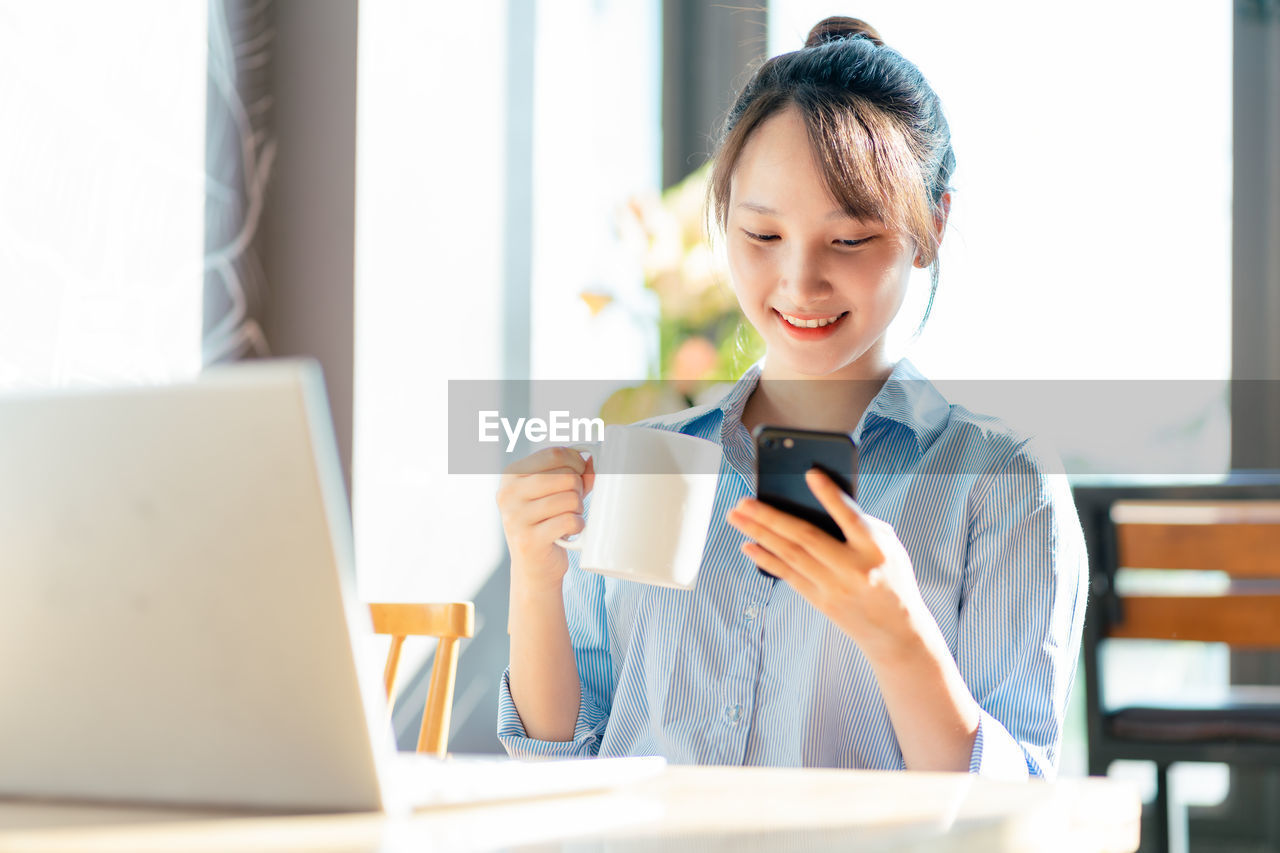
[777,310,849,329]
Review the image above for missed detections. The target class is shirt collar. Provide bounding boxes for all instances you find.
[642,357,766,438]
[705,355,949,455]
[852,357,950,453]
[717,357,765,446]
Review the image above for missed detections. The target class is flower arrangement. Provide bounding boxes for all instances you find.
[584,163,764,424]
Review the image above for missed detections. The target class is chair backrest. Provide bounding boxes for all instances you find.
[1103,500,1280,648]
[368,602,475,756]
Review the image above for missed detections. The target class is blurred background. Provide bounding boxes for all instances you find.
[1,2,1276,850]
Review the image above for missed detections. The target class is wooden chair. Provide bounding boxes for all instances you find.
[1075,481,1280,853]
[368,602,475,757]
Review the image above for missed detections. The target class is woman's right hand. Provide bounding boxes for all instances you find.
[496,446,596,593]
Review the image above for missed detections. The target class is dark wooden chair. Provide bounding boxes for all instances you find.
[1074,480,1280,853]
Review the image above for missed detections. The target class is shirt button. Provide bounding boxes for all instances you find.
[724,704,742,724]
[743,603,760,622]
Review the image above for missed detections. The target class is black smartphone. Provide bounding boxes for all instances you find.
[752,425,858,549]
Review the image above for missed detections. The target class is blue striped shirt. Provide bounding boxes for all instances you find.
[497,357,1088,779]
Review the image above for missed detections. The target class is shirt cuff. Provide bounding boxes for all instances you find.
[496,667,608,758]
[968,709,1031,781]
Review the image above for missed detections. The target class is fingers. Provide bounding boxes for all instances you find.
[502,446,588,477]
[740,541,822,601]
[530,509,585,543]
[499,484,586,562]
[498,467,583,506]
[727,488,885,585]
[509,488,584,529]
[505,506,586,560]
[496,456,589,533]
[803,468,882,562]
[497,447,592,587]
[727,503,832,581]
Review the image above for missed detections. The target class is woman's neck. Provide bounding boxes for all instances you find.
[741,354,896,435]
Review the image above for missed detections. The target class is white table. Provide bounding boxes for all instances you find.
[0,765,1141,852]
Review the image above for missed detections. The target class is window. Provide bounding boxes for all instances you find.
[0,4,205,388]
[528,0,662,382]
[354,1,662,602]
[772,1,1232,381]
[355,0,508,603]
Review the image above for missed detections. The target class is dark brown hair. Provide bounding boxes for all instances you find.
[709,16,956,330]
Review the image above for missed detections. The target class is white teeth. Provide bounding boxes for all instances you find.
[781,312,843,328]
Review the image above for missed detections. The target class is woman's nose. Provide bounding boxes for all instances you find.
[782,245,832,300]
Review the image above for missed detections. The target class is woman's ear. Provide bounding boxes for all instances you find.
[913,193,952,268]
[914,192,952,267]
[933,191,952,247]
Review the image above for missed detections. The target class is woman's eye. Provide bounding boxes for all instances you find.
[743,230,779,242]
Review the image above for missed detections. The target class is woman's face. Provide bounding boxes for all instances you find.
[726,105,917,379]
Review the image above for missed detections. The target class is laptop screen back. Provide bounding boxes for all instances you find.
[0,361,392,812]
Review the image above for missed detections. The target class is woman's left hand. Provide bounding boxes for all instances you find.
[726,468,928,662]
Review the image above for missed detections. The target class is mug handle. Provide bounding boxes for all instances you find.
[553,440,602,551]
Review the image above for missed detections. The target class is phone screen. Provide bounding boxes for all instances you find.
[752,425,857,543]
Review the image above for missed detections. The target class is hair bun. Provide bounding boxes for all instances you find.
[805,16,883,49]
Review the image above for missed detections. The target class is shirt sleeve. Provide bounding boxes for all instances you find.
[957,436,1088,780]
[497,496,615,758]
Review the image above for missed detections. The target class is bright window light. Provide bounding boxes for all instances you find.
[0,3,205,388]
[354,0,507,602]
[354,1,662,602]
[770,2,1232,383]
[529,0,662,382]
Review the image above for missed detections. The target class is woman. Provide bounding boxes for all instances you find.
[495,16,1087,779]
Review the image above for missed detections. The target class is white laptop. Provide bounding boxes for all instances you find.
[0,360,663,814]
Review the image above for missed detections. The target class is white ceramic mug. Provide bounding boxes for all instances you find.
[554,424,722,589]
